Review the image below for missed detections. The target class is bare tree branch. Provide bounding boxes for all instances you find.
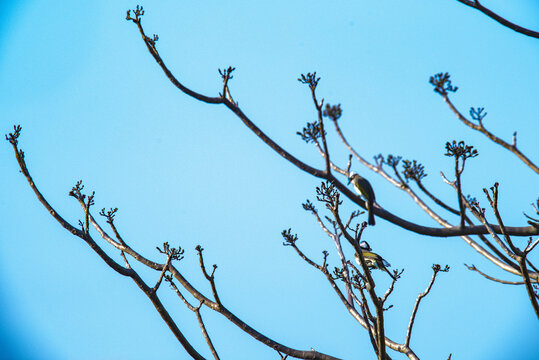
[7,126,359,360]
[405,265,449,348]
[468,184,539,316]
[125,10,538,238]
[440,91,539,174]
[465,264,536,285]
[166,278,221,360]
[6,126,209,359]
[455,0,539,39]
[441,172,537,278]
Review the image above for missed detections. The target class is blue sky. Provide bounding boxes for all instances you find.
[1,1,538,359]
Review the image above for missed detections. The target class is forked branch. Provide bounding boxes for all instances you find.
[126,8,538,238]
[430,73,539,174]
[405,265,450,348]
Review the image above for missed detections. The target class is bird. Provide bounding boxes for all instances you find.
[348,172,376,225]
[355,241,395,280]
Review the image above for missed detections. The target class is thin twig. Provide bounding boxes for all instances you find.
[153,254,173,293]
[196,246,222,307]
[442,94,539,173]
[465,264,535,285]
[405,265,449,348]
[167,278,221,360]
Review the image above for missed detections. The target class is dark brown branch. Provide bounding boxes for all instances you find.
[381,273,400,305]
[196,246,222,307]
[194,305,220,360]
[130,270,207,360]
[7,128,83,239]
[412,180,520,268]
[361,303,379,356]
[285,239,391,359]
[8,128,346,360]
[310,79,331,173]
[454,157,466,228]
[475,233,519,271]
[465,197,539,282]
[7,135,130,277]
[153,254,173,293]
[356,286,380,358]
[126,13,538,238]
[415,181,459,216]
[7,130,207,359]
[331,206,387,360]
[517,258,539,318]
[441,172,535,275]
[127,8,223,104]
[455,0,539,39]
[331,172,538,236]
[92,210,344,360]
[167,279,220,360]
[476,185,539,317]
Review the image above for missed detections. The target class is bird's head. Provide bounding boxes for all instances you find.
[348,172,357,185]
[359,241,371,251]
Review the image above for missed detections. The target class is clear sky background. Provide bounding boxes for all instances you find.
[1,1,538,359]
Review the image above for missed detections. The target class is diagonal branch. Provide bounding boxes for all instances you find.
[7,127,350,360]
[442,94,539,174]
[167,278,221,360]
[126,12,538,238]
[7,128,206,359]
[465,264,537,285]
[405,265,449,348]
[127,7,223,104]
[455,0,539,39]
[196,246,222,307]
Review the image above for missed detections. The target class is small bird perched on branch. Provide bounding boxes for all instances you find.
[355,241,395,280]
[348,172,376,225]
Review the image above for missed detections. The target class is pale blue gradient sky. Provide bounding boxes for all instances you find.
[1,1,538,359]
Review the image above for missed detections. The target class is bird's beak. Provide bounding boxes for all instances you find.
[347,177,351,185]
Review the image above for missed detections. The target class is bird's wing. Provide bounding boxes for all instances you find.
[357,178,375,201]
[361,251,379,266]
[361,251,377,259]
[354,178,375,202]
[362,251,391,268]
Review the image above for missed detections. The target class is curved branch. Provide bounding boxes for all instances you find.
[455,0,539,39]
[129,13,223,104]
[128,12,538,238]
[405,265,448,348]
[286,236,416,360]
[7,135,207,359]
[10,145,344,360]
[167,280,220,360]
[89,207,342,360]
[442,94,539,174]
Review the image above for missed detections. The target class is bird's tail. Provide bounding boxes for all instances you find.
[367,204,375,226]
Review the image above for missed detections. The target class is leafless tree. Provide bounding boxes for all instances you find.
[6,4,538,360]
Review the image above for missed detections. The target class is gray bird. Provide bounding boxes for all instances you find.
[348,172,376,225]
[355,241,395,280]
